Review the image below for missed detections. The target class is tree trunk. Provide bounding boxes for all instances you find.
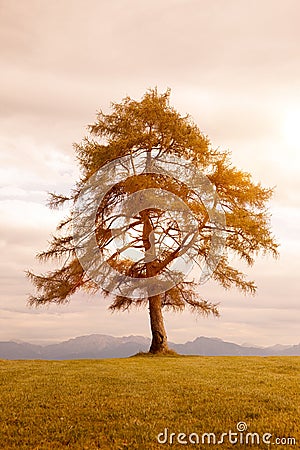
[140,202,170,354]
[148,294,169,353]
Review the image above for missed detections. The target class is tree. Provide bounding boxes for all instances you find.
[27,88,278,354]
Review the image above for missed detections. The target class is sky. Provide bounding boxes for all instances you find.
[0,0,299,346]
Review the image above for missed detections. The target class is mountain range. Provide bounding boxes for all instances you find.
[0,334,299,359]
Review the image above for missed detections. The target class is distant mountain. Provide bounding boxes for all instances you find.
[0,341,43,359]
[170,337,296,356]
[0,335,150,360]
[170,337,266,356]
[0,335,299,360]
[42,334,150,359]
[266,344,293,352]
[281,344,300,356]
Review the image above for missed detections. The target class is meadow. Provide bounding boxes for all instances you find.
[0,356,299,449]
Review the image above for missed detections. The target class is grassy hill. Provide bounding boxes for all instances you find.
[0,356,299,449]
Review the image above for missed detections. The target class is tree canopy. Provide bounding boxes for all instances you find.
[27,88,278,353]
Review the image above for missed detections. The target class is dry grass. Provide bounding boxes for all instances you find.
[0,356,299,449]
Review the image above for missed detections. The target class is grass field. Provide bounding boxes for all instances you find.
[0,356,299,449]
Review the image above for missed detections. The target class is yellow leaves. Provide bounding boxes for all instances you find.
[76,88,212,178]
[28,87,279,313]
[225,207,279,260]
[210,158,273,209]
[27,258,87,306]
[213,257,257,294]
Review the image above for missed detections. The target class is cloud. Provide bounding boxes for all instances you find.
[0,0,299,346]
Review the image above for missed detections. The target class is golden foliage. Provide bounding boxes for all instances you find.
[28,88,278,316]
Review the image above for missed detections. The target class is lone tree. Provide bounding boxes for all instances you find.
[27,89,278,354]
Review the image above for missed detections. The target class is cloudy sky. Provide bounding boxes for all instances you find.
[0,0,299,346]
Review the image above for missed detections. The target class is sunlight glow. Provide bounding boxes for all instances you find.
[282,108,300,149]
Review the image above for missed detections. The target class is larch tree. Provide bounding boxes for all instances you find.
[27,88,278,354]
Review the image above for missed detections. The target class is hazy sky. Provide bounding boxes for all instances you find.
[0,0,299,346]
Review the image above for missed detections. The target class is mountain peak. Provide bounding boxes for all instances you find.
[0,335,299,359]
